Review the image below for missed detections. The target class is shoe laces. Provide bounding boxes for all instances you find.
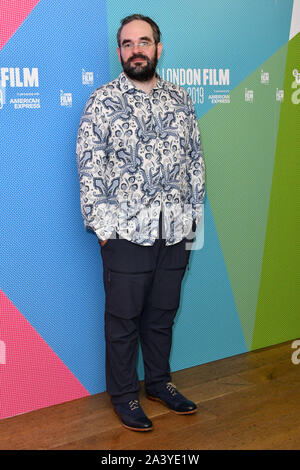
[129,399,140,411]
[166,382,178,396]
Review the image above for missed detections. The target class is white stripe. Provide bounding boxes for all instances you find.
[289,0,300,40]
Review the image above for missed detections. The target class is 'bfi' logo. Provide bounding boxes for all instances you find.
[261,70,269,85]
[60,90,72,107]
[82,69,94,85]
[276,88,284,102]
[245,88,254,103]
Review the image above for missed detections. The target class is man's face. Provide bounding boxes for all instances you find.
[117,20,162,82]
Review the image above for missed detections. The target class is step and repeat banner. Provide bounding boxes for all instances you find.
[0,0,299,419]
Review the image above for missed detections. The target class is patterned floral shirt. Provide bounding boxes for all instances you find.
[76,72,205,246]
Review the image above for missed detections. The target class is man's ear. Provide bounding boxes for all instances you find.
[157,42,163,60]
[117,47,121,63]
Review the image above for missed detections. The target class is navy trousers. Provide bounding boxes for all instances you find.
[100,223,191,405]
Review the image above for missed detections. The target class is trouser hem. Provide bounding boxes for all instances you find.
[110,392,140,405]
[145,378,172,395]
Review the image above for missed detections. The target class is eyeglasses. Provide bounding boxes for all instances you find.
[121,41,155,50]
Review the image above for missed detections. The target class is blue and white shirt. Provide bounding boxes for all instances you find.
[76,72,205,245]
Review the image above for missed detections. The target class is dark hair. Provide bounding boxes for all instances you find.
[117,14,161,47]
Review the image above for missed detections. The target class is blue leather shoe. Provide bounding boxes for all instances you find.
[146,382,197,414]
[114,400,153,431]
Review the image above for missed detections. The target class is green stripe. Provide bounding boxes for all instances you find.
[199,42,288,349]
[252,32,300,349]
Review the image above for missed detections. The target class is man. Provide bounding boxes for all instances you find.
[76,14,205,432]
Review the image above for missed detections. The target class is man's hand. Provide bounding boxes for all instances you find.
[100,239,108,247]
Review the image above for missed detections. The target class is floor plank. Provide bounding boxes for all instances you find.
[1,340,299,450]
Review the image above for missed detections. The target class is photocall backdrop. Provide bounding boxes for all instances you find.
[0,0,299,419]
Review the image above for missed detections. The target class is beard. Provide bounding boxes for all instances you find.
[121,48,158,82]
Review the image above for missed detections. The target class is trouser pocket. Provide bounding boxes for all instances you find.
[105,269,153,319]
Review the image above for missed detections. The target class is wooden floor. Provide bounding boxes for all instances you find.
[1,340,300,450]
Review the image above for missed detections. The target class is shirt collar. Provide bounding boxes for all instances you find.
[118,72,136,93]
[118,71,164,94]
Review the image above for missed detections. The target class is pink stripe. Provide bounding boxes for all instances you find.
[0,0,41,50]
[0,290,89,419]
